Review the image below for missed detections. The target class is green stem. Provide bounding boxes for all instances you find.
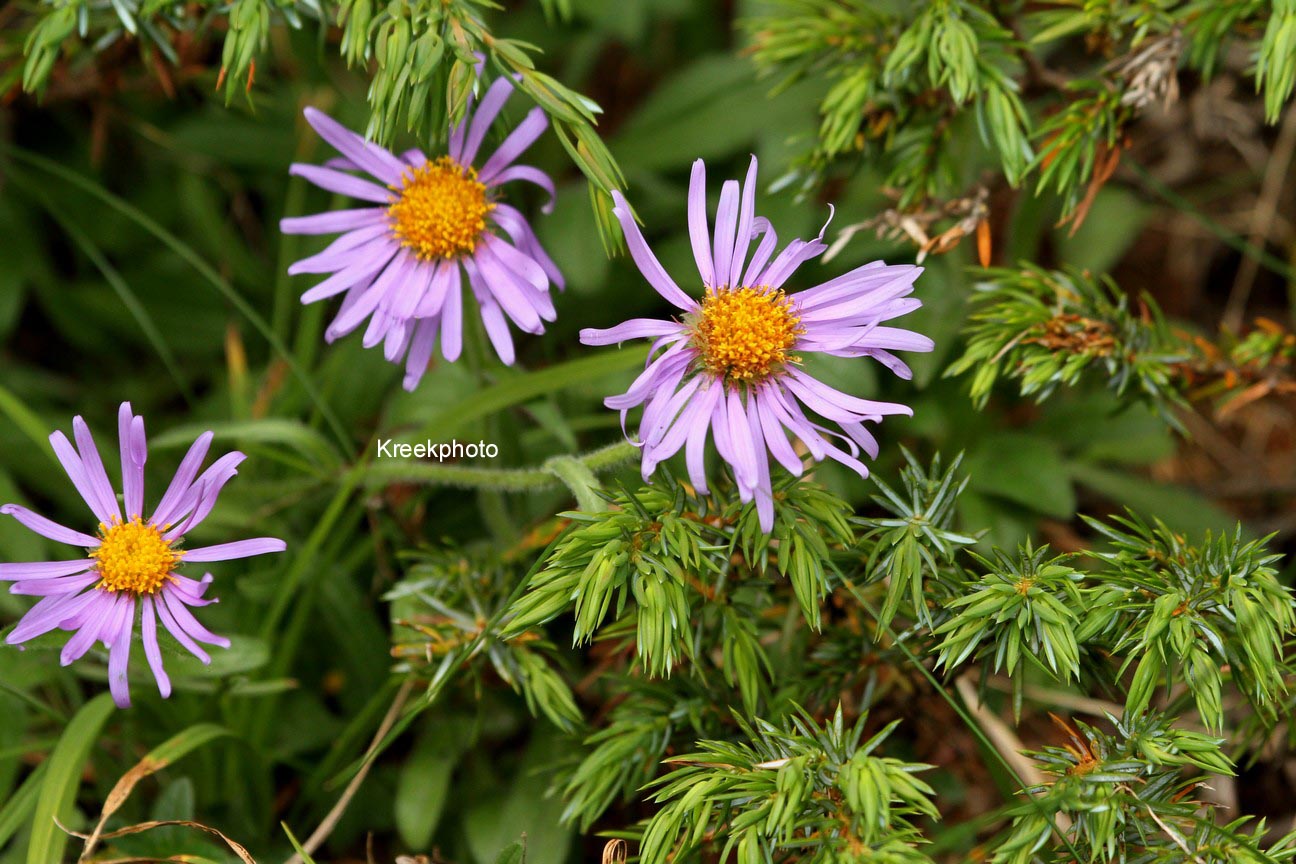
[273,137,322,344]
[577,439,643,473]
[1128,161,1296,286]
[364,461,557,490]
[545,454,607,513]
[259,462,366,642]
[361,440,637,501]
[0,384,64,471]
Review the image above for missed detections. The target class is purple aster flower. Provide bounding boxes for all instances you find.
[0,403,286,707]
[580,158,933,531]
[281,76,562,389]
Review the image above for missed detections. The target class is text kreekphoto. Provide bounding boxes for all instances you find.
[376,439,501,460]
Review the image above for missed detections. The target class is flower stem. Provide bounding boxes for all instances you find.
[544,454,607,513]
[362,440,638,509]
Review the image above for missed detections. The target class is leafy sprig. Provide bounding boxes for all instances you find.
[561,677,715,833]
[858,450,977,631]
[639,706,939,864]
[946,265,1187,419]
[748,0,1030,206]
[993,711,1236,864]
[1081,513,1294,731]
[732,476,857,627]
[387,547,584,731]
[16,0,627,245]
[504,479,722,677]
[934,543,1085,683]
[749,0,1296,226]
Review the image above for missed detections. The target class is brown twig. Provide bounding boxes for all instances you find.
[1142,800,1208,864]
[954,677,1049,785]
[283,677,417,864]
[1224,106,1296,331]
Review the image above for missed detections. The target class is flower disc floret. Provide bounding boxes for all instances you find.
[93,518,178,595]
[692,286,802,383]
[388,157,494,261]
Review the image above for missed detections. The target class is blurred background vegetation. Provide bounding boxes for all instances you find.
[1,0,1296,863]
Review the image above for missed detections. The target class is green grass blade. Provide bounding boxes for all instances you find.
[26,692,115,864]
[0,385,58,469]
[83,723,232,855]
[0,763,46,850]
[140,723,230,768]
[281,822,320,864]
[0,681,66,726]
[7,171,196,405]
[0,144,353,452]
[1129,161,1296,285]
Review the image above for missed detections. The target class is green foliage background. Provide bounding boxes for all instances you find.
[2,1,1296,863]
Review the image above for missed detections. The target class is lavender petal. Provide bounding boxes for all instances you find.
[728,157,758,288]
[403,319,440,392]
[458,77,516,166]
[485,164,556,213]
[118,404,147,519]
[162,451,247,540]
[490,204,564,290]
[0,559,94,580]
[107,596,136,708]
[741,217,779,289]
[183,537,286,563]
[484,235,549,292]
[685,385,720,495]
[302,108,405,185]
[150,431,213,528]
[711,180,740,291]
[141,596,172,698]
[289,163,392,203]
[49,430,116,524]
[161,590,230,648]
[0,505,99,548]
[610,191,697,311]
[440,266,465,362]
[687,159,716,287]
[300,253,392,306]
[6,591,99,644]
[480,107,549,181]
[59,593,115,666]
[752,387,804,477]
[288,224,392,275]
[153,592,210,664]
[725,389,758,490]
[580,318,683,346]
[746,405,775,532]
[11,571,100,596]
[280,208,386,236]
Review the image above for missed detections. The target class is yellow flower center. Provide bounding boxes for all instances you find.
[387,156,494,261]
[692,286,803,383]
[92,518,180,595]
